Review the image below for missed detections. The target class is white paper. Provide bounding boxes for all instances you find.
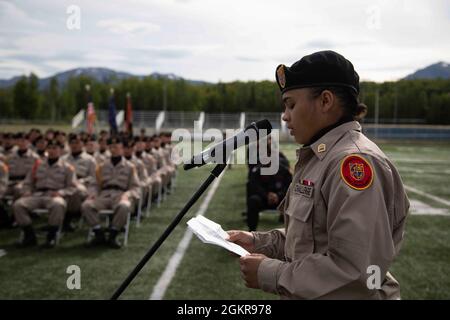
[187,215,249,257]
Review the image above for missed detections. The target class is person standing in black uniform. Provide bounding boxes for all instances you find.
[245,136,292,231]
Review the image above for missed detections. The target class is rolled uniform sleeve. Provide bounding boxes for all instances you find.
[253,229,286,260]
[0,162,8,197]
[124,165,141,200]
[85,160,98,194]
[59,165,78,197]
[257,155,399,299]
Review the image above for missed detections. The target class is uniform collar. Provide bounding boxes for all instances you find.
[47,157,63,167]
[296,121,361,161]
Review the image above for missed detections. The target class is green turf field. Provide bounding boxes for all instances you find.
[0,141,449,299]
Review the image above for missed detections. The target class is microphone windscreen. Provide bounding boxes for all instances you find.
[254,119,272,133]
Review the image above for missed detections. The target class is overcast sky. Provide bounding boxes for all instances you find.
[0,0,449,82]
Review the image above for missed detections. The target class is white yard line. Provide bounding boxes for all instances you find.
[149,167,227,300]
[405,185,450,207]
[0,249,6,258]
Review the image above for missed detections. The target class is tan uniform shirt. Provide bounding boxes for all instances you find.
[95,157,140,200]
[62,152,97,193]
[140,152,157,176]
[22,158,77,197]
[254,121,409,300]
[6,149,39,182]
[126,155,150,188]
[95,150,111,165]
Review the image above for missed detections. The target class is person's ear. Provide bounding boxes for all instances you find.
[320,90,335,113]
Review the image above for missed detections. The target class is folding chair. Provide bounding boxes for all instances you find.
[156,183,163,208]
[134,192,143,228]
[86,208,131,246]
[145,184,152,218]
[17,208,63,245]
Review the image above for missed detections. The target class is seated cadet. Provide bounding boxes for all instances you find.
[123,138,150,211]
[13,140,77,248]
[160,133,176,189]
[95,137,111,164]
[81,137,140,249]
[84,135,97,157]
[245,136,292,231]
[0,160,10,228]
[137,137,161,200]
[150,135,169,190]
[1,133,15,158]
[33,135,48,160]
[5,132,39,200]
[61,133,97,231]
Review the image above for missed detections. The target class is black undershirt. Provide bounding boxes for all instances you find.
[303,115,354,147]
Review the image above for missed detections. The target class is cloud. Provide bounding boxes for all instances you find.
[0,1,45,27]
[97,18,160,35]
[0,0,449,82]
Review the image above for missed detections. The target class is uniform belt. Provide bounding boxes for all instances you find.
[36,188,58,192]
[103,185,126,192]
[10,175,26,181]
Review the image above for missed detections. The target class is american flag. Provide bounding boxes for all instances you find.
[86,101,96,135]
[125,93,133,135]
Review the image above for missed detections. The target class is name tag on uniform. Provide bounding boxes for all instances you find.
[294,180,314,198]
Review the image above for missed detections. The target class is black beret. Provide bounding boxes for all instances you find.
[275,50,359,95]
[34,135,46,143]
[46,139,63,148]
[122,139,135,148]
[68,133,80,143]
[13,132,25,139]
[107,136,122,145]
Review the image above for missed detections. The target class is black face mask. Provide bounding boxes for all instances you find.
[111,156,122,166]
[37,149,46,156]
[4,145,13,151]
[124,155,132,160]
[135,151,143,158]
[86,151,94,155]
[18,149,27,156]
[72,151,82,158]
[48,157,59,166]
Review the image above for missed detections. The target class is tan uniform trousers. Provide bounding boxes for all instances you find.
[66,184,88,215]
[13,195,66,227]
[150,173,163,196]
[81,191,131,229]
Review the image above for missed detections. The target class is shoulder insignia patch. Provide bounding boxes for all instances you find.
[340,154,374,190]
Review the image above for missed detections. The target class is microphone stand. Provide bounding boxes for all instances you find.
[110,162,228,300]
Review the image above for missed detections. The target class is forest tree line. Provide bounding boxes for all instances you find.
[0,74,449,124]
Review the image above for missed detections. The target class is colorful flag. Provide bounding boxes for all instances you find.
[125,93,133,135]
[85,85,96,135]
[108,91,118,135]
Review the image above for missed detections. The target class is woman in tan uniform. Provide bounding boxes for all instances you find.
[228,50,409,299]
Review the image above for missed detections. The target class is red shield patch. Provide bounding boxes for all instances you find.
[340,155,373,190]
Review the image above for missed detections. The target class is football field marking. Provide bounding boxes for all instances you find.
[149,167,227,300]
[405,185,450,207]
[409,199,449,216]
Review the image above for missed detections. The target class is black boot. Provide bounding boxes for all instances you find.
[62,215,76,232]
[43,226,59,249]
[107,228,122,249]
[17,225,37,248]
[86,228,106,247]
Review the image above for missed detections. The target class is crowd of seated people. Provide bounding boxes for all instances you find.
[0,129,177,249]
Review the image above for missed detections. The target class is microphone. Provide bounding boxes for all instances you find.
[183,119,272,170]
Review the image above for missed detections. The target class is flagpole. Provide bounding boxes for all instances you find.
[85,84,91,134]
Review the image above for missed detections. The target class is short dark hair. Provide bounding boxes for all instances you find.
[309,86,367,121]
